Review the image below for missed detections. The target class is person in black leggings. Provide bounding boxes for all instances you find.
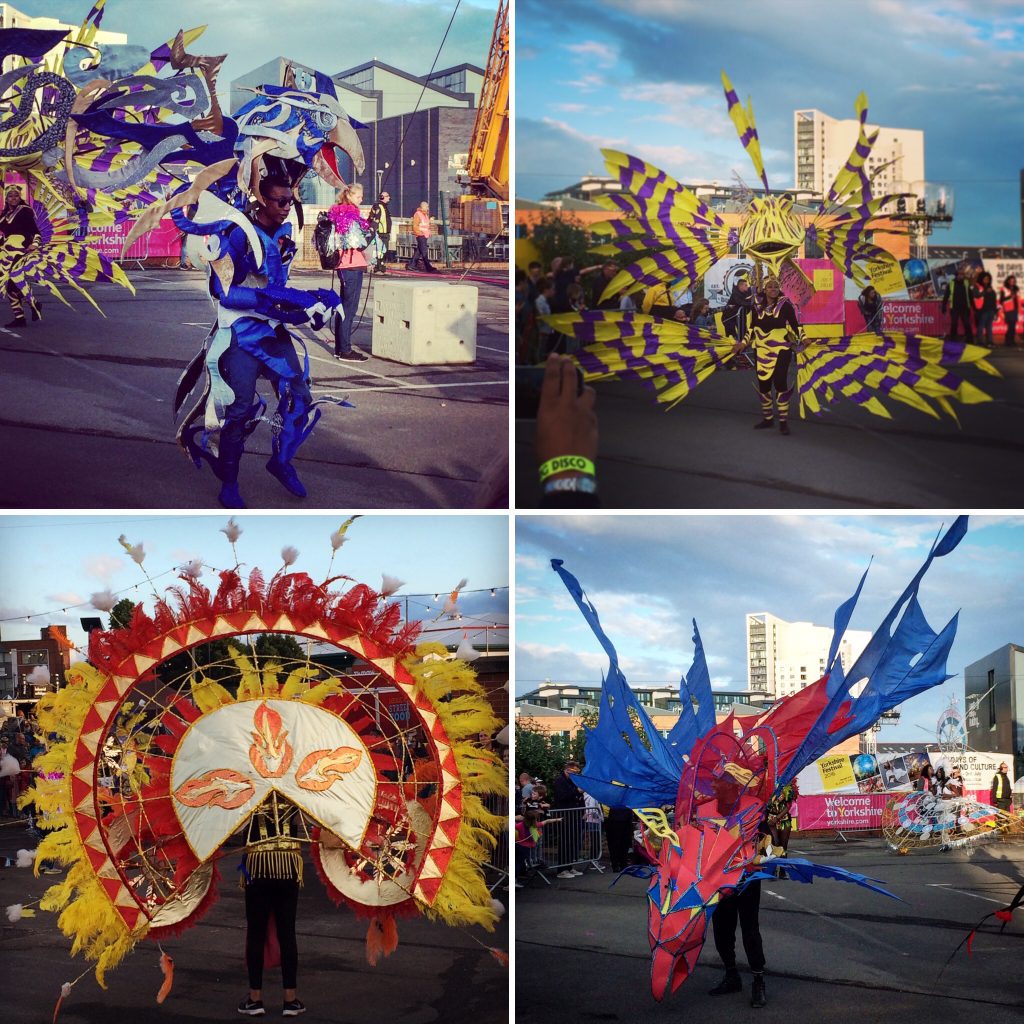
[239,797,305,1017]
[733,277,801,435]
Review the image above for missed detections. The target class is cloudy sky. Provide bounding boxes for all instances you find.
[0,514,509,656]
[516,514,1024,745]
[516,0,1024,246]
[25,0,496,96]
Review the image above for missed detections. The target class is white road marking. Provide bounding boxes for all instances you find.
[927,883,1008,906]
[477,344,509,355]
[314,380,507,396]
[763,889,787,901]
[181,322,212,327]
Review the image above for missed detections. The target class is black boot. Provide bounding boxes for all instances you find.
[751,972,766,1008]
[708,970,742,996]
[753,418,773,430]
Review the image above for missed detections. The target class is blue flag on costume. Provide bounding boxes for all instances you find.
[667,620,714,756]
[744,858,901,901]
[550,559,683,809]
[778,516,967,785]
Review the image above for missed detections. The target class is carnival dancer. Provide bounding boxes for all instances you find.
[733,277,800,434]
[707,774,768,1008]
[0,186,41,328]
[196,173,340,509]
[239,795,305,1017]
[328,183,370,361]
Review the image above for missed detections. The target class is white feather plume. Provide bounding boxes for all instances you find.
[220,517,242,543]
[281,545,299,567]
[90,588,116,612]
[455,635,480,662]
[381,573,405,597]
[180,559,204,580]
[16,849,35,868]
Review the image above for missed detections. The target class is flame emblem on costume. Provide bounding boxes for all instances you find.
[249,702,293,778]
[174,769,255,809]
[295,746,363,792]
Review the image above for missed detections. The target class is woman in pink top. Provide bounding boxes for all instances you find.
[328,183,370,360]
[409,200,438,273]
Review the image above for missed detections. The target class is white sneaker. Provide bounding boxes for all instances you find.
[569,869,583,876]
[556,870,575,879]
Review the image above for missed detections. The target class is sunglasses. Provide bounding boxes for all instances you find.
[264,194,295,209]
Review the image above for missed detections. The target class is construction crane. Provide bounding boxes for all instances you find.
[465,0,508,199]
[447,0,508,262]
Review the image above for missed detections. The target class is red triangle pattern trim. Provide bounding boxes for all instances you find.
[416,876,443,903]
[438,814,461,845]
[428,845,455,874]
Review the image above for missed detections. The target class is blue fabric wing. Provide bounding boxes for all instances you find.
[746,858,901,901]
[551,559,684,808]
[779,516,966,784]
[666,619,713,755]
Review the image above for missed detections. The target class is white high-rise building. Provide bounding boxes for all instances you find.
[0,3,127,55]
[794,107,924,200]
[746,612,871,699]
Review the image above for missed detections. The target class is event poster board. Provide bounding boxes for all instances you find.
[86,218,182,260]
[703,257,755,309]
[797,793,889,830]
[844,299,945,335]
[796,749,1014,829]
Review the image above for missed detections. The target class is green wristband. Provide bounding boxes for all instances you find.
[538,456,596,482]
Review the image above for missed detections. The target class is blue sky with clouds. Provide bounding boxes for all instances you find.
[516,0,1024,246]
[0,514,508,655]
[24,0,496,101]
[516,515,1024,746]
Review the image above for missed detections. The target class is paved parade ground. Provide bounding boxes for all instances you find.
[0,822,509,1023]
[516,834,1024,1023]
[516,348,1024,508]
[1,268,509,509]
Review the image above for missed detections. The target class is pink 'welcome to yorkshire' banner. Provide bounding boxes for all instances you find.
[796,793,890,830]
[86,219,182,260]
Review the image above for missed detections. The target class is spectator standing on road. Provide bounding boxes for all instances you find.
[605,805,634,873]
[999,275,1019,347]
[580,261,620,310]
[328,184,370,362]
[858,285,884,334]
[973,272,997,348]
[515,808,559,886]
[553,760,585,878]
[367,191,393,270]
[942,266,974,342]
[724,275,754,342]
[990,762,1012,812]
[534,276,557,359]
[409,201,439,273]
[914,763,935,793]
[691,297,715,329]
[943,767,964,799]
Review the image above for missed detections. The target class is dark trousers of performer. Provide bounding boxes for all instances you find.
[412,235,435,272]
[219,333,311,483]
[712,881,765,974]
[6,281,37,324]
[1005,313,1017,347]
[948,306,973,341]
[334,268,364,356]
[245,878,299,990]
[606,814,633,872]
[757,350,793,428]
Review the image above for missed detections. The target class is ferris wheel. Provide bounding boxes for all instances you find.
[935,699,967,754]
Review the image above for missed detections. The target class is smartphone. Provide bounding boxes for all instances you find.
[515,364,584,420]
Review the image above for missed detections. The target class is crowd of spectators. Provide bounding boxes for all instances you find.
[0,709,43,819]
[941,268,1020,347]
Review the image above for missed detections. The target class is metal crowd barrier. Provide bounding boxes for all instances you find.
[483,792,509,891]
[517,805,605,883]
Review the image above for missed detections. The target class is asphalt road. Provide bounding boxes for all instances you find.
[0,819,509,1024]
[515,347,1024,508]
[1,268,509,510]
[515,834,1024,1023]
